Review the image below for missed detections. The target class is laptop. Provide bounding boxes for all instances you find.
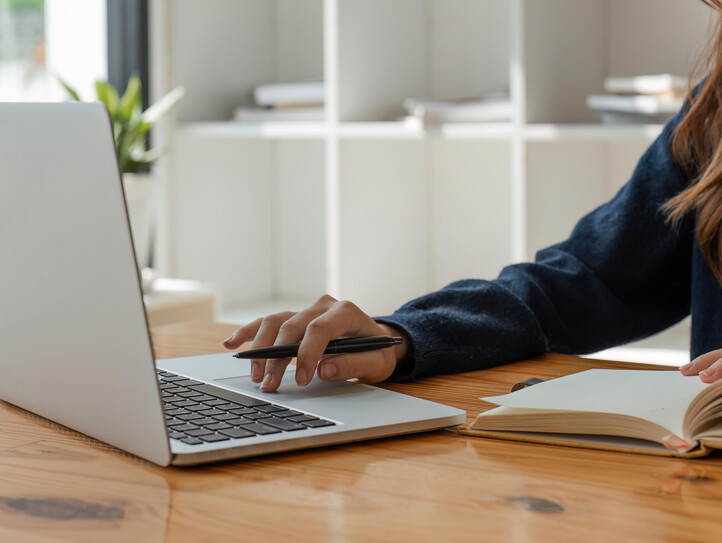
[0,102,465,466]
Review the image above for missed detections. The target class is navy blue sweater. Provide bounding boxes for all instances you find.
[377,108,722,381]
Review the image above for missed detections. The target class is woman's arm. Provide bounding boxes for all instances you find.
[378,111,694,381]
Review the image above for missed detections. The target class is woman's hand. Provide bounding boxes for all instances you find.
[680,348,722,383]
[223,295,409,393]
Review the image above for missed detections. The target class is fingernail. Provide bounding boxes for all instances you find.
[319,363,336,379]
[261,373,272,390]
[251,364,261,381]
[680,362,694,372]
[224,336,234,345]
[663,434,691,450]
[701,366,718,378]
[296,368,308,386]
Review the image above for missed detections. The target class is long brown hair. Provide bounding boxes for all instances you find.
[664,0,722,283]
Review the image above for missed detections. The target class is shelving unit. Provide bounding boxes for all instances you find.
[150,0,709,349]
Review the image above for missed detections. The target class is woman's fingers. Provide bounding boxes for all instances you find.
[699,359,722,382]
[269,296,341,385]
[315,323,408,384]
[249,311,299,382]
[224,318,268,380]
[317,350,397,384]
[223,311,297,382]
[221,294,406,393]
[260,357,294,392]
[662,434,692,452]
[294,300,384,385]
[680,348,722,382]
[223,318,263,349]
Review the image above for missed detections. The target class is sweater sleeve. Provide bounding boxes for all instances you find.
[377,111,694,382]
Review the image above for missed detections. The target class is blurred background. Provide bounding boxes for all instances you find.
[2,0,711,364]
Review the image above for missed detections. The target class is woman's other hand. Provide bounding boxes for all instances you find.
[680,348,722,383]
[223,295,408,393]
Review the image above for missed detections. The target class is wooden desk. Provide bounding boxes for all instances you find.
[1,322,720,542]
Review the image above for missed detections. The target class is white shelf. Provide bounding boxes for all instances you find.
[178,121,516,141]
[433,122,515,141]
[337,121,516,141]
[179,121,328,140]
[179,120,664,143]
[154,0,710,322]
[523,123,665,142]
[338,121,424,140]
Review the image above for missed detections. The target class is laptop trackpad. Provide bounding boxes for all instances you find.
[215,375,373,404]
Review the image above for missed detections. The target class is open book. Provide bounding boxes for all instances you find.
[460,369,722,457]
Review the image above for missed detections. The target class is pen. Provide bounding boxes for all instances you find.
[232,336,403,359]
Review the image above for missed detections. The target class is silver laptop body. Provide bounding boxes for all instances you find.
[0,102,465,466]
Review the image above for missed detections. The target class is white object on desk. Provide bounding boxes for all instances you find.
[143,278,219,326]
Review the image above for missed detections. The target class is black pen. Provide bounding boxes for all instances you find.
[232,336,403,359]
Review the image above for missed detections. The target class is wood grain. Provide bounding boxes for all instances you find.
[0,321,720,542]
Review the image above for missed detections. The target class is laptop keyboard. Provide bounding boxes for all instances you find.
[157,370,335,446]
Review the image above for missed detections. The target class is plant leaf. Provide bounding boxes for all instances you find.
[95,80,119,117]
[138,146,168,164]
[118,120,150,156]
[141,86,185,124]
[60,77,184,173]
[118,75,143,122]
[59,78,81,101]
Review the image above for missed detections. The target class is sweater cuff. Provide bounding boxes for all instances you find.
[373,317,418,382]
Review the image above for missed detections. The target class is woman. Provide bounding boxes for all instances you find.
[225,0,722,393]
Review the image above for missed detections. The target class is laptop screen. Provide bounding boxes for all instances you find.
[0,103,171,465]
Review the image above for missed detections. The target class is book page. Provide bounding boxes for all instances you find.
[486,428,670,452]
[482,370,709,439]
[694,420,722,443]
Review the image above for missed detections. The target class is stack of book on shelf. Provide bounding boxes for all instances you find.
[402,91,512,126]
[232,79,324,122]
[586,74,688,124]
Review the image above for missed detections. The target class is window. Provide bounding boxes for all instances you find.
[107,0,149,109]
[0,0,107,101]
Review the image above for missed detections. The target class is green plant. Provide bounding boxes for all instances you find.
[61,75,184,173]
